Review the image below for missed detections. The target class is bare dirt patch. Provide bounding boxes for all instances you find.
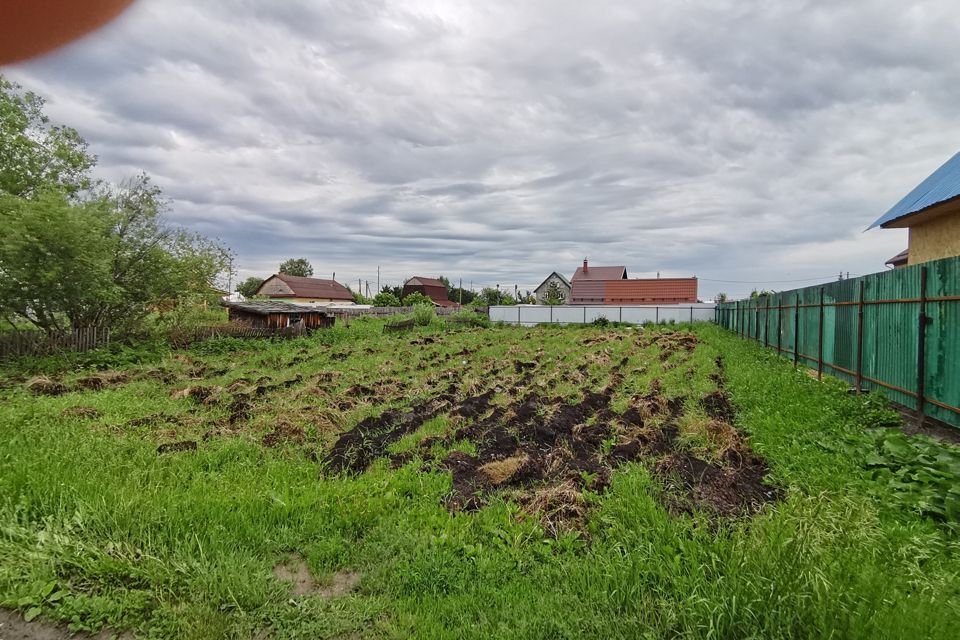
[75,371,128,391]
[323,395,453,474]
[0,608,133,640]
[272,556,360,598]
[26,377,69,396]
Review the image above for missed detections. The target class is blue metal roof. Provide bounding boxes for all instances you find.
[869,151,960,229]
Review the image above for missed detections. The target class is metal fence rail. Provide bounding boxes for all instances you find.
[490,304,716,327]
[714,256,960,428]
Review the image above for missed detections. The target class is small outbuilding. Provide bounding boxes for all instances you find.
[225,301,334,329]
[402,276,458,307]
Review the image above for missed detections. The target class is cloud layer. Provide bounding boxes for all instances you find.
[7,0,959,297]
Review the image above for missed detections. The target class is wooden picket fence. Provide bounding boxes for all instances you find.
[0,327,111,360]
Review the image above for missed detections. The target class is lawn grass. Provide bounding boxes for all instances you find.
[0,320,958,638]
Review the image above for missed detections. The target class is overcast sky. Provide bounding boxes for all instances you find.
[5,0,958,298]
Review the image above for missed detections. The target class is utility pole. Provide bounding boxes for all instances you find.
[366,281,370,297]
[377,266,380,292]
[459,278,463,306]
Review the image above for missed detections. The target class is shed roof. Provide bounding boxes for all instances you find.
[257,273,353,300]
[869,151,960,229]
[225,301,329,316]
[885,248,909,267]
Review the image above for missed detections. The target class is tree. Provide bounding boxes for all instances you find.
[715,292,728,302]
[477,287,515,306]
[278,258,313,277]
[0,175,231,333]
[380,284,404,299]
[236,277,264,298]
[0,79,232,334]
[1,76,95,199]
[372,291,401,307]
[402,292,434,307]
[352,291,373,304]
[543,281,566,305]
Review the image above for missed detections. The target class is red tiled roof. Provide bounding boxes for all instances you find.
[604,278,697,304]
[570,278,698,305]
[257,273,354,301]
[569,280,608,304]
[571,265,627,281]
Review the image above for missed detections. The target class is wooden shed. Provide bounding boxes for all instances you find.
[225,301,334,330]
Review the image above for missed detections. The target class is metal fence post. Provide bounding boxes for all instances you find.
[794,294,800,367]
[777,294,783,355]
[550,305,553,324]
[818,288,825,381]
[855,280,865,393]
[917,266,929,425]
[763,300,769,347]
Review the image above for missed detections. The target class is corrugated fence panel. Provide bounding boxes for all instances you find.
[926,258,960,425]
[714,255,960,429]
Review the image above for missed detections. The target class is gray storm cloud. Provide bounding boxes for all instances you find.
[8,0,957,297]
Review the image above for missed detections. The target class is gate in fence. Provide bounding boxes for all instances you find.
[714,255,960,428]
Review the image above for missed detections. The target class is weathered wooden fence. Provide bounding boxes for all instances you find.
[0,327,111,360]
[715,256,960,428]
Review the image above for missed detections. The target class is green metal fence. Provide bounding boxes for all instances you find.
[714,256,960,428]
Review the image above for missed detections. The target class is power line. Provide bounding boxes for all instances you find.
[697,274,860,284]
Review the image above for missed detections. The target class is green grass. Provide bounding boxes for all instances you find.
[0,320,958,638]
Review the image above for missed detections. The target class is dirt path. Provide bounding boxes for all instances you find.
[0,609,131,640]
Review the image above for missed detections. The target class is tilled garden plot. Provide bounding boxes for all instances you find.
[323,331,780,531]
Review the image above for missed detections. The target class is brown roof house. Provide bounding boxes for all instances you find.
[255,273,354,304]
[570,260,697,305]
[401,276,458,307]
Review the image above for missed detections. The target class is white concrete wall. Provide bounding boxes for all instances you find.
[489,304,716,327]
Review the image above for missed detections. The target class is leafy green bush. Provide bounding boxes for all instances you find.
[449,311,491,328]
[402,292,434,307]
[373,292,402,307]
[412,304,435,326]
[862,429,960,524]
